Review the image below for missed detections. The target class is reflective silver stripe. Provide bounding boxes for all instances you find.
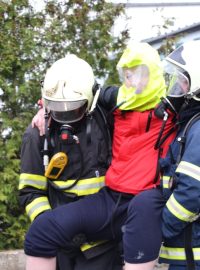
[19,173,47,190]
[53,176,105,196]
[160,246,200,260]
[26,197,51,222]
[162,176,170,188]
[166,194,198,222]
[176,161,200,182]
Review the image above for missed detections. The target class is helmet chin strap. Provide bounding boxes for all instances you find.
[89,85,101,113]
[43,108,50,170]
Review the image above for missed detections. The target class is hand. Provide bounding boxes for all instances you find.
[31,107,46,136]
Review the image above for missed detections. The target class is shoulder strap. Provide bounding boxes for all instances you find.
[93,104,113,166]
[176,112,200,164]
[176,112,200,270]
[184,224,196,270]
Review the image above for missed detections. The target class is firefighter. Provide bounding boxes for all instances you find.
[23,42,177,270]
[158,40,200,270]
[19,54,122,270]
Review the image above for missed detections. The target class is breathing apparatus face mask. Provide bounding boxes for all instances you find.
[155,61,191,118]
[164,61,190,97]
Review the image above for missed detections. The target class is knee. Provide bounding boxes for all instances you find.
[127,190,161,217]
[24,211,63,257]
[127,192,148,213]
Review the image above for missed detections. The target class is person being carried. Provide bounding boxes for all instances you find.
[23,42,177,270]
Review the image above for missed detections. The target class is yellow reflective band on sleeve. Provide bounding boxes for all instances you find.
[54,176,105,196]
[19,173,47,190]
[26,197,51,222]
[162,176,171,189]
[176,161,200,182]
[166,194,198,222]
[160,246,200,261]
[80,240,108,252]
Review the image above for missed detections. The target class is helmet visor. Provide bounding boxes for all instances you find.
[163,61,190,97]
[44,99,88,123]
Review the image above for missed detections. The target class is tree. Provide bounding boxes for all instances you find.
[41,0,129,83]
[0,0,45,249]
[151,8,179,56]
[0,0,129,249]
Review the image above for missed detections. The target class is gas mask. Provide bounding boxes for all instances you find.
[155,61,191,119]
[59,124,79,145]
[155,95,186,120]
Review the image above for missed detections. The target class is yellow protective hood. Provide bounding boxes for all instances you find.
[117,42,166,111]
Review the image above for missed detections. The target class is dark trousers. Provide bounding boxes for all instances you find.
[48,184,123,270]
[56,246,123,270]
[25,187,165,263]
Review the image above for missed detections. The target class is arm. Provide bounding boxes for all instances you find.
[19,125,51,222]
[162,122,200,239]
[98,85,118,111]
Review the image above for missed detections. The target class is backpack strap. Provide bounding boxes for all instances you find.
[176,112,200,164]
[184,223,196,270]
[92,104,113,166]
[176,112,200,270]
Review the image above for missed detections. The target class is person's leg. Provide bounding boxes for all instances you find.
[26,256,56,270]
[25,188,123,270]
[123,188,165,270]
[125,261,156,270]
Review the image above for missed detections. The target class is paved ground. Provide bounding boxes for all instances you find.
[0,250,25,270]
[0,249,169,270]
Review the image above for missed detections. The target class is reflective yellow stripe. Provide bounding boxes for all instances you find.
[19,174,105,195]
[162,176,170,189]
[26,197,51,222]
[80,240,107,252]
[53,176,105,196]
[160,246,200,260]
[176,161,200,182]
[166,194,198,222]
[19,173,47,190]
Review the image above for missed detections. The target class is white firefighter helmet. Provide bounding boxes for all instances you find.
[42,54,95,123]
[163,40,200,101]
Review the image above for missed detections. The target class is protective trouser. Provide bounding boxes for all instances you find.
[25,187,165,263]
[56,246,123,270]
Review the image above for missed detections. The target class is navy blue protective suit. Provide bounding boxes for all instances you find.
[19,86,124,270]
[159,104,200,269]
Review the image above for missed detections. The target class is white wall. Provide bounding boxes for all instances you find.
[111,2,200,41]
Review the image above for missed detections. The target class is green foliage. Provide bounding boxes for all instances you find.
[0,0,129,249]
[158,36,179,58]
[151,8,180,57]
[0,0,181,251]
[40,0,129,83]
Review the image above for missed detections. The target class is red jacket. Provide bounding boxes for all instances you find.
[105,109,176,194]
